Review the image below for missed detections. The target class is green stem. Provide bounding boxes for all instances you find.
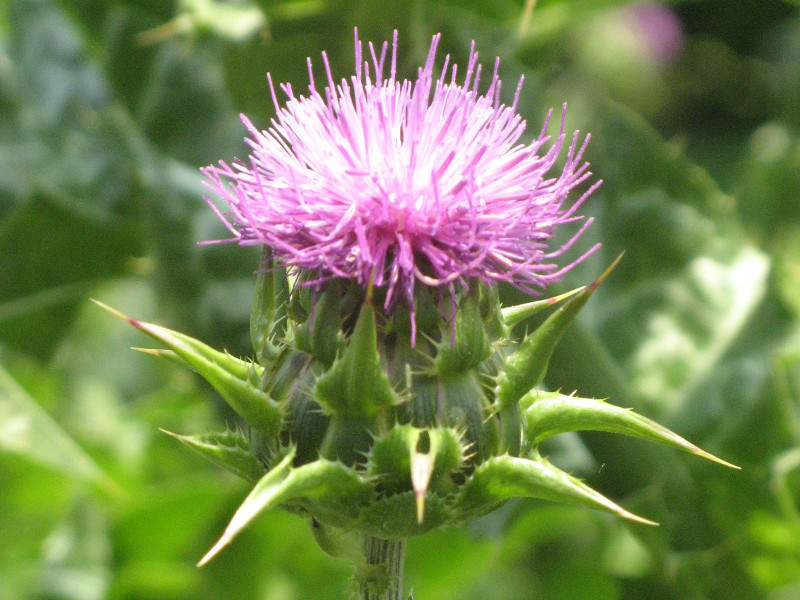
[358,535,407,600]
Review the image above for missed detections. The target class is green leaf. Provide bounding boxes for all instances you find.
[627,246,770,410]
[95,301,282,436]
[0,364,116,494]
[366,425,419,496]
[199,451,371,565]
[455,454,656,526]
[501,286,586,329]
[590,102,731,215]
[132,346,263,384]
[137,0,267,44]
[495,255,622,410]
[435,371,498,464]
[310,520,364,564]
[0,194,141,359]
[314,299,396,418]
[435,284,491,375]
[160,429,266,484]
[522,391,737,467]
[34,500,112,600]
[250,249,289,366]
[294,281,343,368]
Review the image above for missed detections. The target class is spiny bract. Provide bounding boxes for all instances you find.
[96,256,734,570]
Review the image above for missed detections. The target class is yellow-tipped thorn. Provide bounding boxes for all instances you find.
[690,446,740,470]
[619,509,659,527]
[92,298,153,336]
[588,252,625,292]
[91,298,133,323]
[365,268,376,305]
[548,286,586,304]
[197,535,231,567]
[131,347,166,356]
[584,476,658,526]
[132,347,188,369]
[585,471,657,526]
[410,452,434,524]
[415,492,426,524]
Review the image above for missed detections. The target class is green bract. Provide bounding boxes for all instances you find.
[96,254,736,586]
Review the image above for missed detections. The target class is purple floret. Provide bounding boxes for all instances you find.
[202,30,600,339]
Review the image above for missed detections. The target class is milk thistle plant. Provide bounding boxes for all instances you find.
[100,30,735,600]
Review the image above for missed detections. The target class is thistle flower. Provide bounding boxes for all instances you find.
[202,30,600,341]
[103,29,736,600]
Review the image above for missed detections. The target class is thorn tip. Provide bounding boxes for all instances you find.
[588,252,624,292]
[415,492,426,524]
[198,537,230,567]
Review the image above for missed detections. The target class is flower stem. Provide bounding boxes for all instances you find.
[358,535,406,600]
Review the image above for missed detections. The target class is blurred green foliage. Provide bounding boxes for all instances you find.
[1,0,799,598]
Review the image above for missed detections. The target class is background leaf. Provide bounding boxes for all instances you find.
[0,364,114,490]
[1,0,799,599]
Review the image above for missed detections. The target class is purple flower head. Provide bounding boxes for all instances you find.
[203,30,600,338]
